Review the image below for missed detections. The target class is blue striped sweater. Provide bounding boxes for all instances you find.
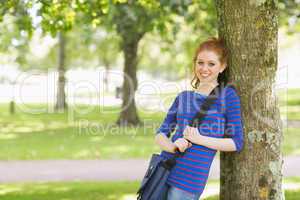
[156,86,244,195]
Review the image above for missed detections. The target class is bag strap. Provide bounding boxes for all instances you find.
[190,84,221,127]
[172,84,222,158]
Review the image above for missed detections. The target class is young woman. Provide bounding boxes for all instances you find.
[155,37,244,200]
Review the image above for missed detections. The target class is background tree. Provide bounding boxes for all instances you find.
[36,1,122,111]
[215,1,283,199]
[55,31,67,111]
[38,0,78,111]
[88,29,121,92]
[278,0,300,34]
[95,1,204,126]
[29,0,223,125]
[0,0,32,114]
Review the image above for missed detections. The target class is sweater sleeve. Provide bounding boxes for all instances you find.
[156,93,180,138]
[224,86,244,152]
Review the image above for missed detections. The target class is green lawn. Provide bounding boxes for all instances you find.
[0,86,299,160]
[204,191,300,200]
[205,179,300,200]
[0,103,163,160]
[278,88,300,120]
[287,106,300,121]
[0,181,138,200]
[0,178,299,200]
[284,88,300,106]
[282,128,300,155]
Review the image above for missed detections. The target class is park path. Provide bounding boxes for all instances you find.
[0,156,300,183]
[287,120,300,128]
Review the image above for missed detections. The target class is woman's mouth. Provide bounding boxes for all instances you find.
[200,73,210,78]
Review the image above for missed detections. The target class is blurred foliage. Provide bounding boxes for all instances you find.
[25,25,122,71]
[0,15,30,67]
[279,0,300,34]
[0,0,33,36]
[0,0,33,67]
[0,0,299,77]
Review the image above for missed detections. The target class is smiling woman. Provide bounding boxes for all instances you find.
[191,37,228,94]
[154,37,244,200]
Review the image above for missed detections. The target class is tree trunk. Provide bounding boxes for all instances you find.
[9,100,15,114]
[55,32,67,112]
[104,64,109,93]
[215,1,283,200]
[9,82,15,115]
[116,38,141,126]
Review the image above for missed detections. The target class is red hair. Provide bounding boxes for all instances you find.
[191,37,229,89]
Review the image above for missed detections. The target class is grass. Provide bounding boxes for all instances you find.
[0,178,299,200]
[0,88,299,160]
[277,88,300,105]
[0,181,139,200]
[0,103,162,160]
[202,195,300,200]
[283,89,300,106]
[278,88,300,120]
[0,96,300,160]
[203,178,300,200]
[287,106,300,121]
[282,128,300,155]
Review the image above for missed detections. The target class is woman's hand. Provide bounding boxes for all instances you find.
[174,138,192,152]
[183,125,203,144]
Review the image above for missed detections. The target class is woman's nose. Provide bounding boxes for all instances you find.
[200,64,209,72]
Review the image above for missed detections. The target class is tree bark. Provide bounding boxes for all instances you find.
[215,1,283,200]
[116,37,142,126]
[55,32,67,112]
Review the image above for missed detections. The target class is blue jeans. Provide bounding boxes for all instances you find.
[162,185,201,200]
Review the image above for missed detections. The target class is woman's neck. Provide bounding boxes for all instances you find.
[194,81,219,95]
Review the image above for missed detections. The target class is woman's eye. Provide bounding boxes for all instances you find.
[208,63,215,67]
[197,61,203,65]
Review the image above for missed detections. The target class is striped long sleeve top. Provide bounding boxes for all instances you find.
[156,86,244,195]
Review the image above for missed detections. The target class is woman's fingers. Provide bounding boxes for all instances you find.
[178,143,186,152]
[183,126,191,138]
[174,138,191,152]
[175,144,184,152]
[174,139,186,152]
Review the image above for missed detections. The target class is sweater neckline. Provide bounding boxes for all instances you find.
[192,90,208,97]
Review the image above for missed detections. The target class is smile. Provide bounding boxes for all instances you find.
[200,73,210,77]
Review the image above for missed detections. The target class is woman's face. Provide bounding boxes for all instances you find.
[195,50,226,84]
